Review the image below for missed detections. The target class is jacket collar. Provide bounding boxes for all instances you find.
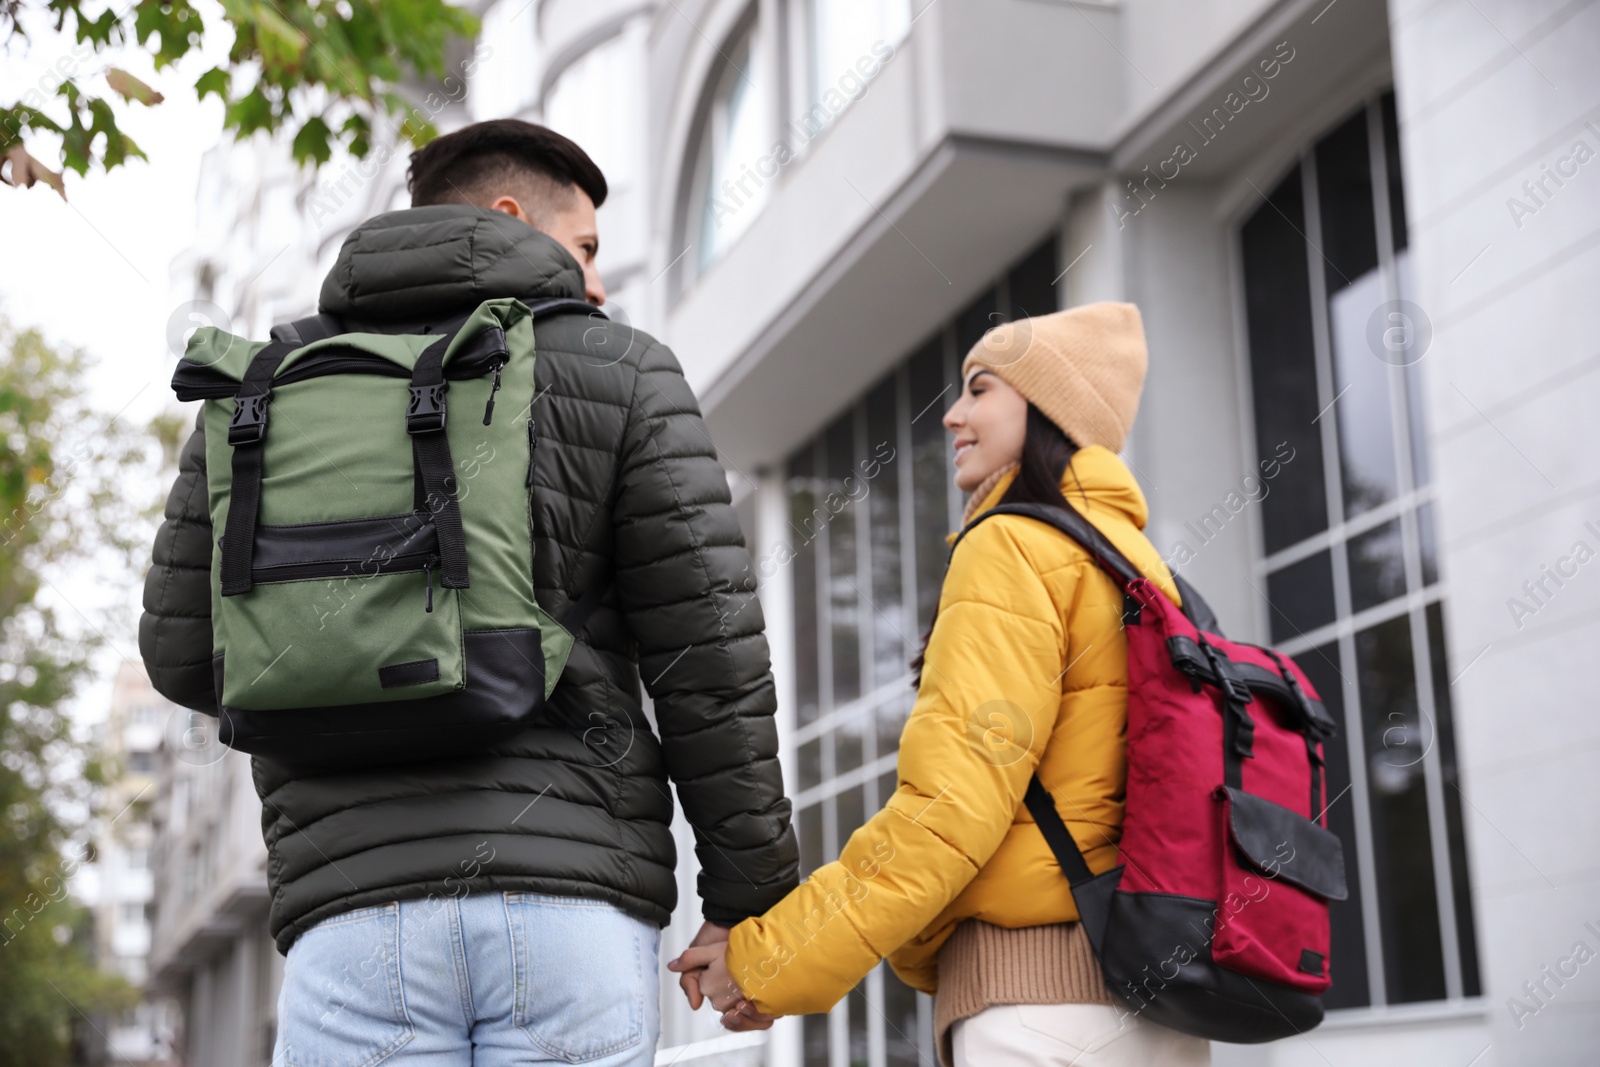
[947,445,1151,543]
[318,204,587,325]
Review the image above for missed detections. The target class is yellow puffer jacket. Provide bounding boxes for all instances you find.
[725,445,1181,1015]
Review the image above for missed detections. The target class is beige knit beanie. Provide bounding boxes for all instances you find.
[960,302,1148,453]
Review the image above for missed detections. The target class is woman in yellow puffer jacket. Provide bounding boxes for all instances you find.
[670,303,1211,1066]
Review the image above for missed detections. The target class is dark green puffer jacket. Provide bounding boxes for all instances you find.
[139,205,798,952]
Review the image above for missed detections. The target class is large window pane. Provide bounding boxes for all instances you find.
[866,375,906,687]
[1315,111,1380,297]
[799,738,823,792]
[1380,93,1408,256]
[955,286,997,356]
[1348,518,1405,614]
[1266,549,1336,643]
[825,411,862,707]
[789,447,822,726]
[803,1014,828,1065]
[808,0,909,109]
[1427,603,1482,997]
[1329,265,1400,517]
[882,965,921,1066]
[908,337,954,631]
[799,802,824,877]
[876,688,914,766]
[848,981,870,1067]
[1006,236,1058,320]
[1242,167,1329,552]
[1298,642,1370,1009]
[1417,502,1440,586]
[1357,615,1446,1004]
[696,24,771,273]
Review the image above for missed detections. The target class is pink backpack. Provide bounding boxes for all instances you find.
[955,503,1348,1041]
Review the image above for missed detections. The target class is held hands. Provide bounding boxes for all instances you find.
[666,921,776,1032]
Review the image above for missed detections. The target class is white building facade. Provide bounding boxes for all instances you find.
[634,1,1599,1065]
[155,0,1598,1063]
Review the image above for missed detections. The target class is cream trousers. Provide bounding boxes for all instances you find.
[951,1003,1212,1067]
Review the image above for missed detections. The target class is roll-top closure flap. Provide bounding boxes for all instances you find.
[1168,635,1336,738]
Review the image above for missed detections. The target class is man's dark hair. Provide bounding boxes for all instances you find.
[407,119,608,220]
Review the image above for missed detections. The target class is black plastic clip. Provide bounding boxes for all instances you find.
[228,392,271,445]
[1202,643,1252,707]
[407,382,448,434]
[1122,591,1143,626]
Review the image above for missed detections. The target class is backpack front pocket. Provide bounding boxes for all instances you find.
[1211,785,1347,993]
[216,511,465,710]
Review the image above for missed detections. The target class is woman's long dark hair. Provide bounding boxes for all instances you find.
[910,403,1082,684]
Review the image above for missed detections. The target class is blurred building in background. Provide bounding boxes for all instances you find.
[148,0,1597,1065]
[83,663,177,1066]
[145,701,277,1065]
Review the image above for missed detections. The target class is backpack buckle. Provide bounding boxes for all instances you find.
[228,392,271,445]
[1200,641,1253,707]
[407,382,448,434]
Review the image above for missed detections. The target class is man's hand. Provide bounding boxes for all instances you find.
[672,921,731,1010]
[667,940,777,1031]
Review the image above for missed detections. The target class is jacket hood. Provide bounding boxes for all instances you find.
[319,204,587,322]
[949,445,1151,542]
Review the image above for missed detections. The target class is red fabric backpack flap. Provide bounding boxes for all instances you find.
[1116,583,1226,900]
[1211,767,1349,992]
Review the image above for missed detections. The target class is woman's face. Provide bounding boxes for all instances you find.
[943,369,1028,494]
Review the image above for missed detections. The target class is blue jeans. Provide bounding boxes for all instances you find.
[273,892,661,1066]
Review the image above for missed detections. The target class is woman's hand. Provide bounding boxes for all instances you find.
[667,943,777,1031]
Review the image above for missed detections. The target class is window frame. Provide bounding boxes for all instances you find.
[1228,90,1481,1014]
[781,236,1059,1067]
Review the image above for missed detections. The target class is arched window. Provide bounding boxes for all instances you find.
[686,16,773,280]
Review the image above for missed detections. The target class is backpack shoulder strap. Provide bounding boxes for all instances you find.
[954,501,1145,588]
[524,297,604,320]
[955,501,1225,636]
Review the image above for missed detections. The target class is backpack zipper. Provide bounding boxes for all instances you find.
[482,355,505,425]
[423,555,438,613]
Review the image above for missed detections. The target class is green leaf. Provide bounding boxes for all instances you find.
[252,1,308,71]
[225,86,274,138]
[290,115,332,166]
[194,66,231,104]
[341,113,372,159]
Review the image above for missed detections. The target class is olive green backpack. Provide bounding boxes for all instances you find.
[172,296,600,769]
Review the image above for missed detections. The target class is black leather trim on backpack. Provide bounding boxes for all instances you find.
[214,627,547,771]
[1098,891,1326,1041]
[1166,635,1337,738]
[247,512,440,580]
[1222,786,1349,901]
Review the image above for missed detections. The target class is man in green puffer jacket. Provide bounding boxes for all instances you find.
[140,120,797,1064]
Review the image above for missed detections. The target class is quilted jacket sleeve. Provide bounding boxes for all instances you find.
[612,339,799,925]
[726,517,1068,1013]
[139,410,219,713]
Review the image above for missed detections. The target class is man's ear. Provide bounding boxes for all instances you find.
[489,195,530,223]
